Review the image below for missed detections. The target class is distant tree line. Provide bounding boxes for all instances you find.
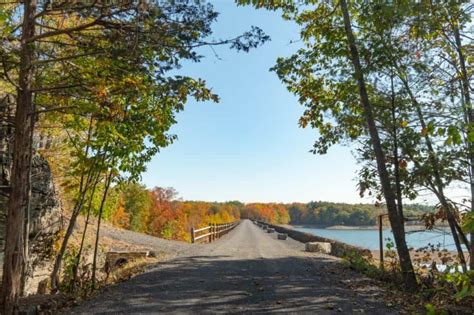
[240,200,431,227]
[101,185,432,234]
[286,202,431,227]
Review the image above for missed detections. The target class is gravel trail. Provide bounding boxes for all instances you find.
[72,220,399,314]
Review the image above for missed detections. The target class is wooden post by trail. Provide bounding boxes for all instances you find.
[378,215,384,270]
[191,227,195,243]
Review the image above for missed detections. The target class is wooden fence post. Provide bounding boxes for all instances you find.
[378,215,384,270]
[191,227,195,244]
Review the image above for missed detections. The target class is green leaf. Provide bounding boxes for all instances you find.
[468,130,474,143]
[454,285,471,301]
[425,303,436,315]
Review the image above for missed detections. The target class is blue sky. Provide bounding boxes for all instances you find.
[141,1,363,203]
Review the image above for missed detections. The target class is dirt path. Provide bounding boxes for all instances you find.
[71,220,399,314]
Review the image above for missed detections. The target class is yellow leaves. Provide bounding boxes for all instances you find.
[47,13,100,38]
[123,77,139,86]
[178,85,189,100]
[421,127,428,136]
[299,116,309,128]
[400,120,408,128]
[0,80,15,94]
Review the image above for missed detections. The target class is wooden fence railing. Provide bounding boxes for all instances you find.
[191,220,240,243]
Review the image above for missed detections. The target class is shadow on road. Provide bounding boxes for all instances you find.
[74,255,396,314]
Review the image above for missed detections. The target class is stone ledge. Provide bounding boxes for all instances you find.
[305,242,331,254]
[277,233,287,240]
[256,221,372,259]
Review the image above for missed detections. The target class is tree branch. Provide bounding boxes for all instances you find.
[35,51,105,65]
[27,19,102,43]
[31,83,84,92]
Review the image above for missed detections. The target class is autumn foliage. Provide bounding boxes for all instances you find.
[106,184,293,242]
[106,184,432,242]
[240,203,290,224]
[107,185,243,242]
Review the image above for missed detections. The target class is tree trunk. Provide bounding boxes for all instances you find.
[50,167,95,291]
[453,24,474,270]
[390,73,404,218]
[398,73,468,271]
[20,99,35,296]
[50,119,97,290]
[1,1,37,313]
[92,171,113,290]
[339,0,417,290]
[73,171,101,289]
[414,104,468,271]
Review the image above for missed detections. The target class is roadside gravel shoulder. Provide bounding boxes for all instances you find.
[99,222,192,257]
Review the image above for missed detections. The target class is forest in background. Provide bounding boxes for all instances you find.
[94,183,432,242]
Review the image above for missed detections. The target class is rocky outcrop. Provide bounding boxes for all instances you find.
[29,156,63,240]
[0,155,63,295]
[0,94,63,294]
[24,155,63,294]
[0,94,14,259]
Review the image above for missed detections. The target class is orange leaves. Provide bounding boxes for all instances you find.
[399,159,408,169]
[111,202,129,229]
[147,187,179,238]
[95,86,109,102]
[140,187,241,241]
[242,203,290,224]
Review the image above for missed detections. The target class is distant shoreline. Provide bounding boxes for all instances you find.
[290,224,432,231]
[326,225,378,230]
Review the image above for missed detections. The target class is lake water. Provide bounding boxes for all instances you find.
[294,226,463,251]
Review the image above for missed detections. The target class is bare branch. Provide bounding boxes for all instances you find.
[35,51,105,65]
[31,83,83,93]
[28,19,102,43]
